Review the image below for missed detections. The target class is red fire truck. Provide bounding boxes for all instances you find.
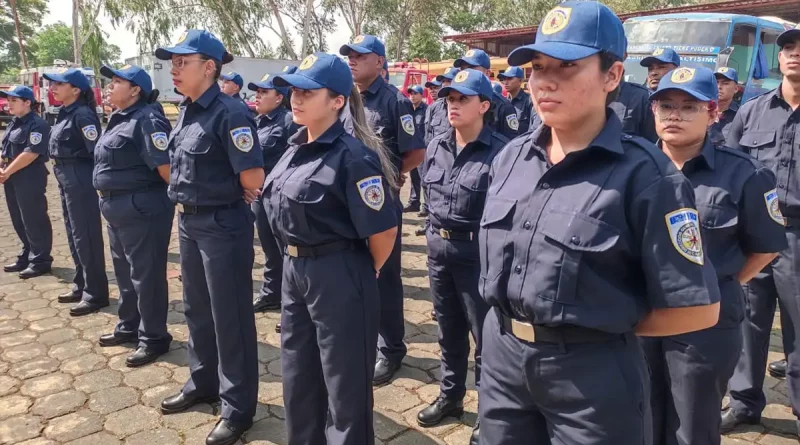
[387,59,434,104]
[18,60,104,125]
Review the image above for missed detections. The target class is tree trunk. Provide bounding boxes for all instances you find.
[266,0,298,59]
[8,0,28,69]
[72,0,82,64]
[300,0,314,57]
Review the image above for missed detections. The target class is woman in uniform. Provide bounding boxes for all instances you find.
[0,86,53,279]
[477,2,721,443]
[415,69,507,444]
[154,30,265,445]
[642,67,786,445]
[93,64,174,368]
[248,72,295,314]
[265,52,399,445]
[45,68,109,316]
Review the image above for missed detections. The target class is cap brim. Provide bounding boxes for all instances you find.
[339,44,373,56]
[222,53,234,64]
[247,82,262,91]
[155,46,197,61]
[650,87,713,102]
[273,73,325,91]
[438,85,481,98]
[100,65,121,80]
[508,42,599,66]
[0,90,10,98]
[778,30,800,47]
[42,73,69,83]
[453,57,488,69]
[714,72,737,82]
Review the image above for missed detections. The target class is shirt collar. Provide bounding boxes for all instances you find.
[727,101,739,112]
[658,136,716,171]
[365,76,385,96]
[511,90,529,102]
[17,111,34,123]
[265,105,286,121]
[118,100,146,116]
[443,126,494,151]
[530,110,625,156]
[62,101,82,113]
[289,120,345,146]
[183,83,221,109]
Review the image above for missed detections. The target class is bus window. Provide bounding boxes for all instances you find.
[728,24,757,76]
[624,20,730,50]
[757,30,783,92]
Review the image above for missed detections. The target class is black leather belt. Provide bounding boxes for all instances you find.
[52,157,92,165]
[499,312,623,344]
[431,227,477,241]
[286,239,361,258]
[177,201,244,214]
[97,185,166,199]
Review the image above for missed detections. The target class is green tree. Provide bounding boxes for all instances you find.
[28,22,121,69]
[0,0,47,80]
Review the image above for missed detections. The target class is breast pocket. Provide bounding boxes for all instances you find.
[739,131,777,162]
[423,166,445,213]
[537,210,620,305]
[479,197,517,282]
[280,179,326,238]
[7,130,26,158]
[454,167,489,218]
[177,136,212,181]
[50,128,74,156]
[102,136,141,169]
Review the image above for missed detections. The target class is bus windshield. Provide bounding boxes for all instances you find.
[624,20,731,54]
[388,72,406,89]
[623,56,717,85]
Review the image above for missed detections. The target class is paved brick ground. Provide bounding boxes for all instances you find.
[0,135,794,444]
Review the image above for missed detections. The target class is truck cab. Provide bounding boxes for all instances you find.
[388,60,434,104]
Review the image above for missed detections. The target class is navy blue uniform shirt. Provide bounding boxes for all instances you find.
[412,102,427,136]
[709,101,738,145]
[341,76,424,172]
[262,120,397,246]
[671,137,787,327]
[257,106,296,173]
[423,127,508,232]
[726,88,800,218]
[1,112,50,165]
[424,98,449,146]
[93,100,172,191]
[490,92,520,140]
[510,89,533,135]
[609,81,658,143]
[168,83,263,206]
[49,101,101,160]
[479,112,719,334]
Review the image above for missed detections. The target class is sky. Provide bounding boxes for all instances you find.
[44,0,353,62]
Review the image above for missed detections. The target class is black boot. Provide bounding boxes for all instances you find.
[416,396,464,427]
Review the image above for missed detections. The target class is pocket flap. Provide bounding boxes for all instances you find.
[699,204,738,229]
[739,131,776,148]
[480,197,516,226]
[424,166,445,183]
[540,209,620,252]
[181,136,212,155]
[281,179,325,204]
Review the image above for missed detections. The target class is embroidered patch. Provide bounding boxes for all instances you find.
[454,71,469,83]
[82,125,98,141]
[176,31,188,44]
[230,127,254,152]
[354,35,365,44]
[150,132,168,151]
[282,66,290,72]
[466,49,475,57]
[717,67,729,74]
[29,132,42,145]
[121,64,132,70]
[261,74,270,81]
[299,55,317,70]
[506,114,519,131]
[357,176,384,211]
[541,7,572,35]
[671,68,696,84]
[653,48,664,56]
[665,208,704,265]
[764,189,785,225]
[401,114,415,136]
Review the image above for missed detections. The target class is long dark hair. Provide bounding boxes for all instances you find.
[140,88,160,104]
[78,88,97,110]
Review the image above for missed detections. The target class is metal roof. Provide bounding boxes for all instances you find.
[444,0,800,56]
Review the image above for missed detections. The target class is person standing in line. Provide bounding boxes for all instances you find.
[404,84,427,214]
[499,66,534,134]
[709,67,740,145]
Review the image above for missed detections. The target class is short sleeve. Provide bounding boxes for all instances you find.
[395,95,424,154]
[221,109,263,174]
[344,154,398,238]
[725,110,745,150]
[739,168,788,253]
[137,114,172,169]
[75,111,101,154]
[24,121,50,156]
[630,173,721,309]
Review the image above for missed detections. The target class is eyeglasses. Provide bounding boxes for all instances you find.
[172,58,207,70]
[653,101,710,122]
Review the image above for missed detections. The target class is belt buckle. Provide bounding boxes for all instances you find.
[287,245,299,257]
[511,319,536,343]
[177,203,185,214]
[439,228,451,239]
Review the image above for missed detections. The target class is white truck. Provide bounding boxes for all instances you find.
[124,55,297,104]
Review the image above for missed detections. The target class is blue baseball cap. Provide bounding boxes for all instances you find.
[438,69,494,99]
[100,64,153,96]
[155,29,234,64]
[650,67,718,102]
[497,66,524,80]
[437,67,461,82]
[407,85,424,95]
[0,85,35,102]
[282,65,298,75]
[339,34,386,58]
[273,52,353,97]
[714,67,738,83]
[492,82,503,95]
[42,68,91,92]
[454,49,491,70]
[640,48,681,67]
[220,72,243,89]
[247,73,289,96]
[508,1,626,65]
[777,24,800,47]
[425,79,442,88]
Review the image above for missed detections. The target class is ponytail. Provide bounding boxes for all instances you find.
[141,89,160,104]
[341,87,399,190]
[79,88,97,111]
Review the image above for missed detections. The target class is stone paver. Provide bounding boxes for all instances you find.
[0,155,794,444]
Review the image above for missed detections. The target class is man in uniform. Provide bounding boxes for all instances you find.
[722,24,800,436]
[426,79,442,101]
[405,84,427,214]
[710,67,740,144]
[453,49,519,140]
[220,71,248,106]
[498,66,534,134]
[641,47,681,92]
[340,34,426,385]
[609,53,657,142]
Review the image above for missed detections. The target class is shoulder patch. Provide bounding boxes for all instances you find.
[29,132,42,145]
[764,189,785,225]
[357,176,385,211]
[506,114,519,131]
[82,125,98,141]
[665,208,704,265]
[150,132,169,151]
[230,127,254,152]
[401,114,415,136]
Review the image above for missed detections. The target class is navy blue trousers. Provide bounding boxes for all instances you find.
[427,230,489,400]
[178,205,258,424]
[408,168,422,206]
[252,199,282,304]
[479,309,652,445]
[281,248,379,445]
[3,163,52,269]
[377,203,406,364]
[53,162,108,303]
[101,189,173,353]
